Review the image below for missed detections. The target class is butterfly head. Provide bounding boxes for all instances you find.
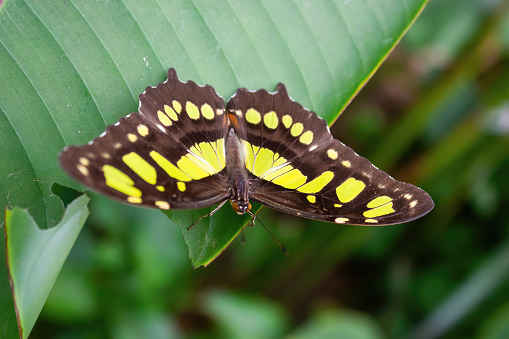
[230,200,252,215]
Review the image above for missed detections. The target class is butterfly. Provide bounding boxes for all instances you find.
[60,68,433,227]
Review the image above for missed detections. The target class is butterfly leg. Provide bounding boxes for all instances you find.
[247,216,255,227]
[187,200,228,230]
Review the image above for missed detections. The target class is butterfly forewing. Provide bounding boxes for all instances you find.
[227,84,333,165]
[226,84,434,225]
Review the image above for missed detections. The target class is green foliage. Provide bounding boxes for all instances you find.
[2,0,509,338]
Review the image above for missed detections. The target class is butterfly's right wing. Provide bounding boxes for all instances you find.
[226,83,433,225]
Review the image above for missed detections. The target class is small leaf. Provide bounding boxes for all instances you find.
[5,195,89,338]
[165,203,262,268]
[203,289,289,339]
[287,309,384,339]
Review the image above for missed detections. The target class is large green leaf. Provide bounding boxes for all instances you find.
[4,194,89,339]
[0,0,426,262]
[0,0,428,334]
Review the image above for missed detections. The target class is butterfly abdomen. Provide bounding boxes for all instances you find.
[225,128,251,215]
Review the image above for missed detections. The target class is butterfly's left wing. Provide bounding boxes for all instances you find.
[60,69,230,210]
[226,84,433,225]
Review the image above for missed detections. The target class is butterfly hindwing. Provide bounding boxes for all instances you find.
[60,70,230,210]
[139,68,229,149]
[227,84,332,164]
[226,84,434,225]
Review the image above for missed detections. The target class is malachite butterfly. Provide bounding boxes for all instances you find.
[60,68,433,231]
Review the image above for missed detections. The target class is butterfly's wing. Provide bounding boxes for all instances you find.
[60,68,230,210]
[226,84,433,225]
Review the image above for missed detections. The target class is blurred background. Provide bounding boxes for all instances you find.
[32,0,509,338]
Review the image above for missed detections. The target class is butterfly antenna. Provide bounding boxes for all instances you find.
[241,230,246,245]
[248,211,288,255]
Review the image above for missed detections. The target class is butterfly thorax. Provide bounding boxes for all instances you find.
[225,128,252,215]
